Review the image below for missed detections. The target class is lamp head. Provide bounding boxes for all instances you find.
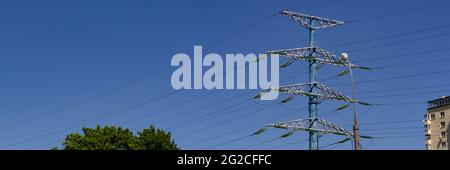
[340,52,349,62]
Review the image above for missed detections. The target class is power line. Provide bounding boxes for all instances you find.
[207,135,252,150]
[120,91,252,128]
[20,56,442,149]
[15,5,450,147]
[364,131,425,135]
[375,58,450,69]
[0,66,171,129]
[187,56,450,149]
[125,69,308,132]
[0,5,282,133]
[123,67,309,131]
[0,89,181,143]
[358,83,450,94]
[204,13,278,51]
[354,47,450,63]
[185,108,305,149]
[243,136,280,150]
[261,8,450,149]
[0,91,186,147]
[319,138,349,150]
[1,56,280,146]
[117,62,287,131]
[361,138,375,150]
[0,90,256,146]
[204,0,346,52]
[324,24,450,49]
[173,104,276,139]
[33,104,296,148]
[168,99,255,131]
[205,0,352,51]
[0,47,272,146]
[347,31,450,53]
[12,0,450,150]
[356,119,423,126]
[285,1,450,47]
[205,108,338,150]
[174,97,424,149]
[346,0,450,23]
[267,139,309,150]
[27,140,61,150]
[293,0,347,10]
[331,68,450,86]
[360,89,450,99]
[322,56,450,83]
[362,126,423,131]
[375,135,425,139]
[0,90,239,143]
[373,101,425,106]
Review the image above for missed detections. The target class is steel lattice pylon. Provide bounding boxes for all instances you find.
[253,10,358,150]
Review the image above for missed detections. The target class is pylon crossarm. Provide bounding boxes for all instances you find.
[266,47,358,68]
[279,10,344,30]
[315,83,356,103]
[265,82,357,103]
[268,118,353,136]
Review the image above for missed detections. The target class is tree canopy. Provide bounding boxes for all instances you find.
[55,125,178,150]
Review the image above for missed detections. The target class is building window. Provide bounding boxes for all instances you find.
[440,112,445,118]
[426,135,431,140]
[440,142,447,148]
[431,114,436,120]
[440,122,446,129]
[441,132,446,138]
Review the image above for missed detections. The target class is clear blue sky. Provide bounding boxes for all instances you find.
[1,0,449,150]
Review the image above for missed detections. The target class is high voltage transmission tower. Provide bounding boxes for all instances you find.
[253,10,372,150]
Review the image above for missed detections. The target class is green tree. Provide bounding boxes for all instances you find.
[55,125,178,150]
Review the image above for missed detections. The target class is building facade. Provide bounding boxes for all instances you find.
[425,96,450,150]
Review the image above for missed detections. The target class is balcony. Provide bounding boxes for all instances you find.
[425,140,432,145]
[424,119,431,125]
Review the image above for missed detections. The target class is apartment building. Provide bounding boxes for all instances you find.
[425,96,450,150]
